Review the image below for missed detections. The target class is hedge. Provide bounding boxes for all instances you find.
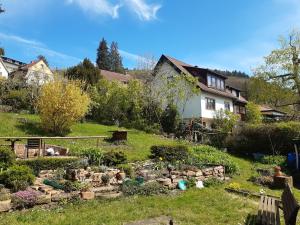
[16,157,81,173]
[226,122,300,155]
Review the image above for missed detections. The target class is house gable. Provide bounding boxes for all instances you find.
[0,58,9,78]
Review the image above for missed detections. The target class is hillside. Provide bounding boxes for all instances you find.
[0,112,176,161]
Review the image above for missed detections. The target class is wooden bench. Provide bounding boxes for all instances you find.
[256,185,300,225]
[25,138,42,158]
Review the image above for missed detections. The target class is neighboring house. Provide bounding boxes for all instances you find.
[259,105,286,121]
[153,54,247,127]
[1,56,26,73]
[100,69,132,84]
[0,58,9,78]
[10,59,53,85]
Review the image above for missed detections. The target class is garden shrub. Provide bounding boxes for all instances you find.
[227,182,241,191]
[0,184,10,201]
[0,146,16,169]
[260,155,286,166]
[117,164,134,178]
[102,151,127,166]
[203,177,223,187]
[160,104,179,134]
[226,122,300,155]
[101,174,110,185]
[76,147,103,166]
[121,180,168,196]
[192,145,239,175]
[17,157,81,174]
[150,145,189,162]
[43,179,64,190]
[0,165,35,192]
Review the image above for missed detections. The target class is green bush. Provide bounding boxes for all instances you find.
[102,151,127,166]
[117,164,134,178]
[161,104,179,134]
[203,177,223,187]
[192,145,239,175]
[121,180,168,196]
[226,122,300,155]
[16,157,81,174]
[76,147,103,166]
[259,155,286,166]
[150,145,189,162]
[0,165,35,192]
[0,146,16,169]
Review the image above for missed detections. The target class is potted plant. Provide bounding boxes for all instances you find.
[80,183,94,200]
[101,174,110,186]
[0,185,11,212]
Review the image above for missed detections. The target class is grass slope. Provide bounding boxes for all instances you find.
[0,112,299,224]
[0,113,176,161]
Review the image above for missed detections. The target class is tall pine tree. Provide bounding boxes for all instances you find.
[109,41,124,73]
[96,38,110,70]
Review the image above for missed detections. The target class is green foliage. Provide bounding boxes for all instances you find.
[102,151,127,166]
[246,77,296,113]
[76,147,103,166]
[0,146,16,169]
[245,102,262,124]
[226,121,300,155]
[96,38,110,70]
[260,155,286,166]
[0,165,35,192]
[63,181,82,193]
[117,164,134,178]
[121,180,168,196]
[227,182,241,191]
[192,145,239,174]
[1,89,30,112]
[160,104,179,134]
[203,177,223,187]
[109,41,124,73]
[65,58,101,90]
[17,157,81,174]
[150,145,189,163]
[212,109,239,133]
[101,174,110,185]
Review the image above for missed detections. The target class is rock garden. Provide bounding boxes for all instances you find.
[0,144,236,213]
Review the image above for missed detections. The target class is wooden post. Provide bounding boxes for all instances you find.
[294,143,299,170]
[96,138,99,147]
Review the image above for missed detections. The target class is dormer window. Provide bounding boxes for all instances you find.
[207,74,225,90]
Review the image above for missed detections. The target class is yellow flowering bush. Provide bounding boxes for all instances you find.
[38,80,90,135]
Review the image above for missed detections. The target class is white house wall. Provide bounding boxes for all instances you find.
[0,60,8,78]
[200,92,234,119]
[154,61,235,120]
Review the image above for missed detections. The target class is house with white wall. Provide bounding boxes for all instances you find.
[10,59,53,85]
[0,58,9,78]
[153,54,247,127]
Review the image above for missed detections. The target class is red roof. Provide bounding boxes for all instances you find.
[100,70,132,83]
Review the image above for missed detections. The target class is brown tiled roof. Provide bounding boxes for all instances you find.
[162,54,247,104]
[259,105,286,114]
[100,70,132,83]
[21,59,42,69]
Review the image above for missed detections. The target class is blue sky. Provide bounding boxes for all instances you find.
[0,0,299,74]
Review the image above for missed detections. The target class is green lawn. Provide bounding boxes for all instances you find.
[0,112,176,161]
[0,112,299,224]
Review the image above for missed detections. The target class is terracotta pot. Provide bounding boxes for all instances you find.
[0,199,11,212]
[80,191,95,200]
[116,172,126,181]
[274,166,282,177]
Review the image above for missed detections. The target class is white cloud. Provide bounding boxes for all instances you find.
[67,0,121,19]
[0,32,81,67]
[125,0,161,21]
[66,0,161,21]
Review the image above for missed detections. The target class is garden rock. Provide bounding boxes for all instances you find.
[0,200,11,212]
[156,178,172,186]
